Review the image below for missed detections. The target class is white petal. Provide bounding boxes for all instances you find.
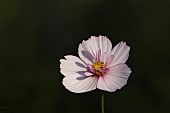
[78,36,112,64]
[60,55,87,76]
[100,64,131,92]
[62,73,98,93]
[109,41,130,67]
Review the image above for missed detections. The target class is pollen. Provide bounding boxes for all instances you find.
[91,62,104,76]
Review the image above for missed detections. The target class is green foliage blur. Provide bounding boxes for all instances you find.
[0,0,170,113]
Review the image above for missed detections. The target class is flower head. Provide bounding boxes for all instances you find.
[60,36,132,93]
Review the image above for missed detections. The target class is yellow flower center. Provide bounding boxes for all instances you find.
[91,62,104,76]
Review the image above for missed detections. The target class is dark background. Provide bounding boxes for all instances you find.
[0,0,170,113]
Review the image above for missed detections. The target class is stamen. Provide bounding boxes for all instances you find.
[91,62,104,76]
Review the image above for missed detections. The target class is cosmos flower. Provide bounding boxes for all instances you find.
[60,36,131,93]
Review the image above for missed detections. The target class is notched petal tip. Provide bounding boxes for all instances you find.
[60,55,88,76]
[59,59,64,62]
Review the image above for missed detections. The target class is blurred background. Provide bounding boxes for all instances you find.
[0,0,170,113]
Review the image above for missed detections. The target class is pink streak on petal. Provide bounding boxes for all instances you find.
[100,52,107,64]
[85,72,93,76]
[95,50,101,62]
[87,64,95,73]
[105,55,114,67]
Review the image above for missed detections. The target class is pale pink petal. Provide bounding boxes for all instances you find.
[60,55,87,76]
[98,35,112,56]
[88,36,99,55]
[97,76,115,92]
[101,64,131,92]
[109,41,130,67]
[78,36,112,64]
[62,73,98,93]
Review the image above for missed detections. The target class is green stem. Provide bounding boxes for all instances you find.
[101,94,105,113]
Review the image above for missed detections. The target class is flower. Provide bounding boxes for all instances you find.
[60,36,132,93]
